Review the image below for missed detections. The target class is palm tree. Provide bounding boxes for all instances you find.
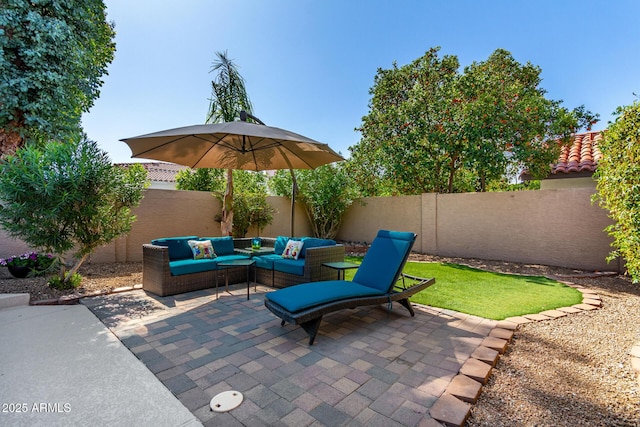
[206,51,253,235]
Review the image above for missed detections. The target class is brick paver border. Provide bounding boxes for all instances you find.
[427,282,604,426]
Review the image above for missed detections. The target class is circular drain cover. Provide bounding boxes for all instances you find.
[210,390,243,412]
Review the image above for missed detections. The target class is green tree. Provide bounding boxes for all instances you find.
[593,101,640,282]
[0,137,148,286]
[351,47,461,195]
[351,47,598,195]
[0,0,115,155]
[223,171,273,237]
[175,168,225,193]
[205,50,254,235]
[270,163,358,239]
[176,168,274,237]
[458,49,597,191]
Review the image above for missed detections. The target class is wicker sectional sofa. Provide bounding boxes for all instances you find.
[142,236,345,297]
[254,236,345,288]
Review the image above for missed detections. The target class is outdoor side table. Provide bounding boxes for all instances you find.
[235,247,276,287]
[216,258,256,300]
[322,261,360,281]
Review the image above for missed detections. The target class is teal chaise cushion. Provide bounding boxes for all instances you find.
[265,280,384,313]
[352,230,414,292]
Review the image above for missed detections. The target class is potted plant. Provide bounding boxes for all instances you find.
[0,252,56,278]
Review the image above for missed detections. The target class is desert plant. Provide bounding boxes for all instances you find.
[0,136,148,286]
[175,168,225,193]
[205,50,254,235]
[270,163,358,239]
[226,171,274,237]
[48,272,83,290]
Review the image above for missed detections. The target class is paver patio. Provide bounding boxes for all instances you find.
[82,283,499,426]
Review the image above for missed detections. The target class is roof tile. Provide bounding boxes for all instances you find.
[117,162,189,183]
[551,131,603,175]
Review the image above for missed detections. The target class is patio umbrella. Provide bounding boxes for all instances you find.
[121,118,344,236]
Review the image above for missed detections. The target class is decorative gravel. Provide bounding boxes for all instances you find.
[0,262,143,301]
[467,274,640,427]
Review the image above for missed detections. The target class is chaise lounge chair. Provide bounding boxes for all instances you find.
[264,230,435,345]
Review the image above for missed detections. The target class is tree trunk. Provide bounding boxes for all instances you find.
[0,121,25,158]
[221,169,234,236]
[447,155,458,193]
[65,253,89,282]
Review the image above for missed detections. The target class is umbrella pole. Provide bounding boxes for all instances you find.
[290,169,298,237]
[276,146,299,238]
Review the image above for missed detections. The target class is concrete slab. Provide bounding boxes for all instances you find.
[0,293,29,309]
[0,304,201,427]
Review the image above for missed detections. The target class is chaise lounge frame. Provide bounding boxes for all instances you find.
[265,273,435,345]
[264,230,435,345]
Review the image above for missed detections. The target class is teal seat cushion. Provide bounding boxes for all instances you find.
[265,281,385,313]
[300,237,335,258]
[169,254,249,275]
[254,254,281,270]
[273,259,305,276]
[353,230,414,293]
[214,254,250,264]
[152,236,198,261]
[200,236,235,256]
[169,258,217,275]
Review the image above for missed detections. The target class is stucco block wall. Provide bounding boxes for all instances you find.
[434,188,614,271]
[255,197,311,239]
[540,176,597,190]
[92,191,311,263]
[0,231,30,258]
[0,187,617,271]
[92,189,222,263]
[336,188,615,272]
[339,195,423,252]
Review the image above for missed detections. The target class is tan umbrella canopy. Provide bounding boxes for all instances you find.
[121,120,344,236]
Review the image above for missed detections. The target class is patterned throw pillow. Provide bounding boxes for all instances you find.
[281,239,304,260]
[188,240,216,260]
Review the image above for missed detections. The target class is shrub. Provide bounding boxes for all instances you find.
[49,272,82,290]
[593,101,640,282]
[0,137,147,285]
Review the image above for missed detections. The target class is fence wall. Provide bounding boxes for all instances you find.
[0,187,618,272]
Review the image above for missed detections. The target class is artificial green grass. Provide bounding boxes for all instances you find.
[343,256,583,320]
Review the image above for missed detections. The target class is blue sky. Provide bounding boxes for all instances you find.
[82,0,640,164]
